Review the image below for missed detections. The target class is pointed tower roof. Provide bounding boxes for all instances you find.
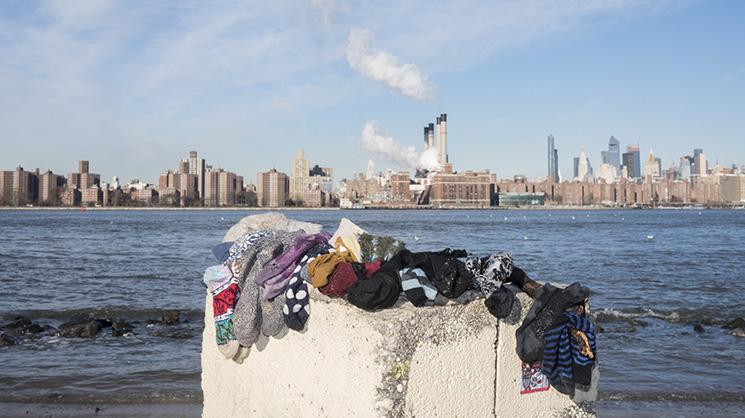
[648,149,655,162]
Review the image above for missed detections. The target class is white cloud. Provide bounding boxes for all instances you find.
[341,29,438,102]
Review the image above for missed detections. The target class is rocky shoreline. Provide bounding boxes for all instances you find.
[1,309,198,346]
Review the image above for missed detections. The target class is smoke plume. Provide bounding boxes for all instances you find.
[362,121,441,172]
[341,29,438,102]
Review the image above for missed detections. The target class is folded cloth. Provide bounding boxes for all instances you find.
[308,251,358,288]
[256,231,331,300]
[319,262,366,297]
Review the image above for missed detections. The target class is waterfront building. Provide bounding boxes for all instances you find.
[290,150,333,206]
[38,170,64,204]
[429,168,491,208]
[257,168,289,208]
[180,151,206,199]
[0,166,37,206]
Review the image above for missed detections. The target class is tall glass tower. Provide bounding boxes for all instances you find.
[547,135,559,181]
[608,136,620,174]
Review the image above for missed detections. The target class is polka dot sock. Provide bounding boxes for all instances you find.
[284,267,311,331]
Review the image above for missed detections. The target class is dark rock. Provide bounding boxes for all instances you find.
[57,321,102,338]
[4,317,31,329]
[596,325,605,333]
[615,325,637,333]
[722,318,745,330]
[701,318,722,326]
[692,322,705,333]
[0,333,19,346]
[94,318,113,328]
[163,330,192,339]
[26,324,45,334]
[162,310,180,325]
[146,319,161,325]
[58,312,94,330]
[3,328,24,337]
[732,328,745,338]
[112,319,135,331]
[628,319,649,327]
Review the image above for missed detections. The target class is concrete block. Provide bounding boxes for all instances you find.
[201,287,597,417]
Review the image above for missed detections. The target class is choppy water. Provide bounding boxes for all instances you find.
[1,209,744,414]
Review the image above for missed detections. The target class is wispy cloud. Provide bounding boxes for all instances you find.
[340,29,438,102]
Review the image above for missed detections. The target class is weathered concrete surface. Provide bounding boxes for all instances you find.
[201,287,597,417]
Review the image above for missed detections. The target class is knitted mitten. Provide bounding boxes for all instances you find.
[232,277,263,348]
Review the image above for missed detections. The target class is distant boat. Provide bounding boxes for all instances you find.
[647,235,654,239]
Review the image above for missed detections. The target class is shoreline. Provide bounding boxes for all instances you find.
[0,402,202,418]
[0,205,729,211]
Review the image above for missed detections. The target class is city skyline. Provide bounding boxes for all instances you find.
[1,1,744,184]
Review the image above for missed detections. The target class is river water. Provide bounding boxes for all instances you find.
[1,209,744,415]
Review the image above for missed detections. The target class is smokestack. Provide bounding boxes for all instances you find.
[436,117,442,168]
[440,113,447,164]
[423,126,430,151]
[428,123,435,150]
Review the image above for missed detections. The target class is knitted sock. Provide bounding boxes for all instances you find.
[284,273,310,331]
[256,232,331,299]
[203,264,233,286]
[260,288,286,337]
[226,230,273,264]
[208,275,241,359]
[232,278,262,348]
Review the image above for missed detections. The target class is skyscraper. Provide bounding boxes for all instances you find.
[626,145,641,178]
[607,136,620,174]
[547,135,558,182]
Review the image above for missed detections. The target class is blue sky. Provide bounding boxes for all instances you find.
[1,0,743,185]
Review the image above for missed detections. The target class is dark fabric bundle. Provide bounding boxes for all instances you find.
[515,282,590,364]
[382,249,472,299]
[345,268,401,311]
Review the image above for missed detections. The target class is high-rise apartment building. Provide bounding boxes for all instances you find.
[180,151,206,198]
[257,168,289,208]
[289,150,333,206]
[547,135,559,182]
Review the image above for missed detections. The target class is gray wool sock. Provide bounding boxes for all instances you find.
[232,278,262,348]
[261,289,286,337]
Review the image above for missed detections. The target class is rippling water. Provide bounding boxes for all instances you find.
[1,208,744,413]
